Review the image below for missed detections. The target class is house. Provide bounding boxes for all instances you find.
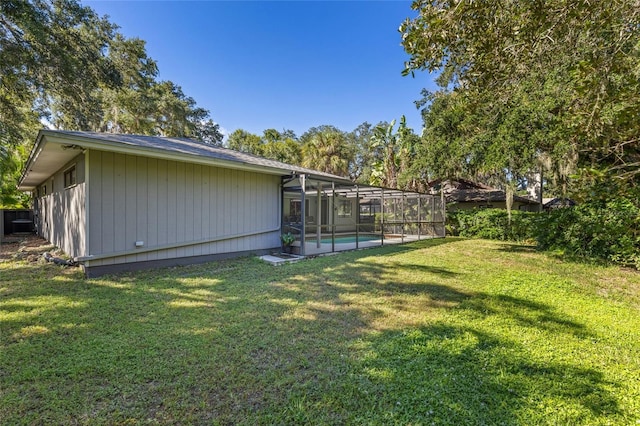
[542,197,576,211]
[428,179,540,211]
[18,130,445,276]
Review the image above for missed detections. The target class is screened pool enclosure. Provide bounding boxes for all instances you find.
[282,174,445,256]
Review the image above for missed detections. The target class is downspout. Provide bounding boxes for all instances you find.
[280,179,284,237]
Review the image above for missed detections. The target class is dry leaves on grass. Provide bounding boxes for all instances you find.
[0,234,56,263]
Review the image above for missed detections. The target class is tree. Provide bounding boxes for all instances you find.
[0,0,223,206]
[227,129,264,155]
[97,34,159,135]
[261,129,301,165]
[150,81,222,143]
[401,0,640,194]
[370,116,421,190]
[0,0,120,206]
[226,128,301,164]
[347,121,375,183]
[300,125,353,177]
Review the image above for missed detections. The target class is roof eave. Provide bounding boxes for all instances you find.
[18,130,310,190]
[17,130,48,190]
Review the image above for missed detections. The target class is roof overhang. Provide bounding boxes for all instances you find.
[18,130,316,191]
[18,132,86,191]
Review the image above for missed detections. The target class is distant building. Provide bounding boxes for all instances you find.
[542,197,576,211]
[428,179,540,211]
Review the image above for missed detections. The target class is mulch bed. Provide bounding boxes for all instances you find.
[0,233,57,262]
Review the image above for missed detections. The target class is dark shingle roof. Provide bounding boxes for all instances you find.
[429,179,538,204]
[51,130,348,181]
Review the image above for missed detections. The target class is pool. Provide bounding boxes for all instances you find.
[306,235,380,244]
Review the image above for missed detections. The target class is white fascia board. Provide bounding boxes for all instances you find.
[17,132,47,189]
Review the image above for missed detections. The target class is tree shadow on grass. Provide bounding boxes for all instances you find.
[345,323,620,425]
[495,243,538,254]
[0,241,628,424]
[495,241,630,271]
[463,293,592,339]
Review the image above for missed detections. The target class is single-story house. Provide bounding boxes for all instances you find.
[428,179,540,211]
[18,130,445,276]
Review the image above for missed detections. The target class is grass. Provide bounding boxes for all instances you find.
[1,237,639,425]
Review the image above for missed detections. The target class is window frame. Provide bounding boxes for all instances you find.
[337,198,352,218]
[63,164,77,188]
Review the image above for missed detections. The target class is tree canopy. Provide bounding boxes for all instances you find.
[0,0,222,207]
[2,0,436,209]
[225,121,424,191]
[401,0,640,197]
[227,128,302,165]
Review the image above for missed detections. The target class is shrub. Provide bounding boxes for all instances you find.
[447,197,639,269]
[280,232,296,246]
[447,209,538,242]
[535,197,640,268]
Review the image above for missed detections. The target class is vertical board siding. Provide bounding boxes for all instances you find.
[199,164,209,257]
[177,162,187,258]
[135,156,148,263]
[193,164,203,256]
[38,185,86,257]
[87,150,281,267]
[166,160,177,258]
[146,158,159,261]
[113,153,127,256]
[125,155,138,263]
[88,152,102,254]
[36,151,87,259]
[101,151,115,264]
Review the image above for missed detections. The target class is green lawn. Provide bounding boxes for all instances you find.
[1,238,639,425]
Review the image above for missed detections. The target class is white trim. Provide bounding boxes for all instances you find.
[77,225,280,262]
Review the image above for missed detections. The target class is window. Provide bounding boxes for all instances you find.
[337,198,352,218]
[64,165,76,188]
[289,200,302,223]
[359,201,380,222]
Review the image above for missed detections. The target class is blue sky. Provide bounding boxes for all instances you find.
[86,1,437,138]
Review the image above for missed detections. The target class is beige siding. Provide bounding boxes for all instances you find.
[86,150,281,267]
[34,153,87,258]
